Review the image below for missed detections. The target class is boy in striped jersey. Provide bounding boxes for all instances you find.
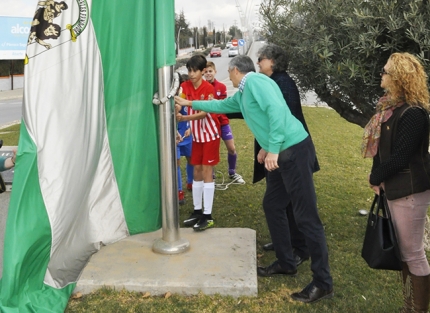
[176,55,220,231]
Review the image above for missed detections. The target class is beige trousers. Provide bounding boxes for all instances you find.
[388,189,430,276]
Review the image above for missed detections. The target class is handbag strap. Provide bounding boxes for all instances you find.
[376,189,392,219]
[369,189,391,219]
[369,193,379,215]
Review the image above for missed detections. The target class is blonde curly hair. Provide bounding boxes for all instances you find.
[386,52,430,112]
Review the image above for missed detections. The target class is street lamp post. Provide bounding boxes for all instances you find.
[177,27,183,56]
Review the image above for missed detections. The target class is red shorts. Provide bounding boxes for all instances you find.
[191,139,220,166]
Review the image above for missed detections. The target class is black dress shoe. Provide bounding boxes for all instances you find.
[262,242,274,251]
[257,260,297,277]
[291,282,334,303]
[294,254,309,266]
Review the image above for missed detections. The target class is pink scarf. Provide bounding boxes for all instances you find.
[361,95,404,158]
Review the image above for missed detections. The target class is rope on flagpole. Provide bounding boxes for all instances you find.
[152,72,180,105]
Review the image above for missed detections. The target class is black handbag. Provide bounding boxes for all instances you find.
[361,190,402,271]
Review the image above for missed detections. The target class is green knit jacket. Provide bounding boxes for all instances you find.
[193,72,308,153]
[0,157,7,172]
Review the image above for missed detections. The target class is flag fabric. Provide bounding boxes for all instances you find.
[0,0,174,311]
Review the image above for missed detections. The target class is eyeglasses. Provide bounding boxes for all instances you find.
[380,68,390,76]
[257,57,267,63]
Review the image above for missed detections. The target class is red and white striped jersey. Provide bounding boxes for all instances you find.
[181,80,220,143]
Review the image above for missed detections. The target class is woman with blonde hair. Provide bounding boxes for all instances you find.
[362,52,430,312]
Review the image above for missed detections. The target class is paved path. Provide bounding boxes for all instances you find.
[0,88,23,101]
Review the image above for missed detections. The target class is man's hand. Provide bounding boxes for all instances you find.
[174,96,192,107]
[176,112,184,122]
[257,148,267,164]
[264,152,279,171]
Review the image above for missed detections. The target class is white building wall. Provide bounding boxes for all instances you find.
[0,75,24,91]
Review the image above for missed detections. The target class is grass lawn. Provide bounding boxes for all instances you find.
[3,108,410,312]
[65,107,411,312]
[0,124,20,146]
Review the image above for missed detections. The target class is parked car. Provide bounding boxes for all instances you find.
[228,46,239,57]
[210,47,222,58]
[226,42,232,49]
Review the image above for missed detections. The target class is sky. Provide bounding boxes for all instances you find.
[175,0,262,31]
[1,0,262,31]
[1,0,35,17]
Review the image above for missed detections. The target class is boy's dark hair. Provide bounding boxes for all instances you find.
[180,73,189,83]
[186,54,207,72]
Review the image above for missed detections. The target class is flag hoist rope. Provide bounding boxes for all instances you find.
[152,72,180,105]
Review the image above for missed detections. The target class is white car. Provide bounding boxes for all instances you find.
[228,46,239,57]
[226,42,232,49]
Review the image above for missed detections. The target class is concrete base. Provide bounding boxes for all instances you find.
[75,228,258,297]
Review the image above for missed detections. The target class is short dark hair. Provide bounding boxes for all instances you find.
[257,43,289,72]
[179,73,189,84]
[228,55,256,74]
[186,54,207,72]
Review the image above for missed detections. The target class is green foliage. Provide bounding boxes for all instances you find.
[175,10,193,49]
[260,0,430,127]
[202,27,208,48]
[65,107,409,313]
[228,26,243,39]
[0,124,21,146]
[0,60,24,77]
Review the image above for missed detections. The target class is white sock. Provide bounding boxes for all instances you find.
[192,180,204,211]
[203,182,215,215]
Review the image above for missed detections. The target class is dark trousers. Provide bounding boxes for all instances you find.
[263,137,332,290]
[286,204,309,258]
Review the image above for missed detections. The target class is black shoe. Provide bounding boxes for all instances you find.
[291,282,334,303]
[193,215,214,231]
[295,254,309,267]
[183,210,202,227]
[257,260,297,277]
[262,242,274,251]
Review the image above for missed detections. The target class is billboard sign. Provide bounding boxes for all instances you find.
[0,16,32,60]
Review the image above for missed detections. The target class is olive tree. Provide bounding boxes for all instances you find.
[260,0,430,127]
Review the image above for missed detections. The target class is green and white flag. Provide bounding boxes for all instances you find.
[0,0,175,311]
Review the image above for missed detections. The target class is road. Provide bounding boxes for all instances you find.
[186,41,325,105]
[205,42,260,97]
[0,98,22,127]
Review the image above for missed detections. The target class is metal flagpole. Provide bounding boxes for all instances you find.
[152,68,190,254]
